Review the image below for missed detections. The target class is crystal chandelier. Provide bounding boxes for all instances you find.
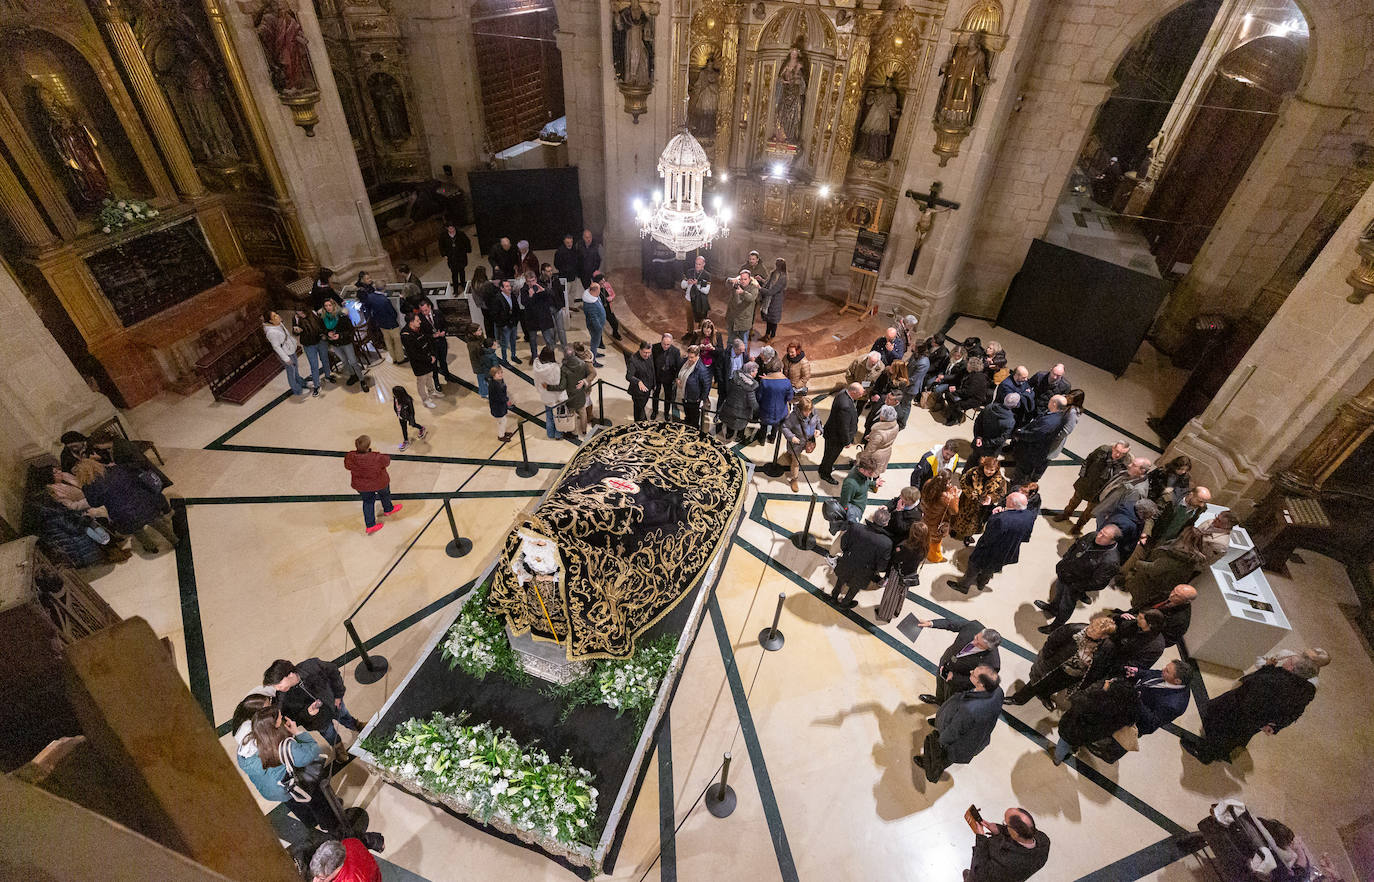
[635,129,731,257]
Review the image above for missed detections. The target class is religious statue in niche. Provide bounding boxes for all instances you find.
[246,0,323,134]
[771,43,809,146]
[612,0,654,86]
[611,0,658,121]
[367,72,411,143]
[932,31,991,166]
[856,77,902,162]
[30,85,110,211]
[687,54,721,138]
[181,54,241,164]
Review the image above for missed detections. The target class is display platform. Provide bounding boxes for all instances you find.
[1188,504,1292,671]
[353,423,750,875]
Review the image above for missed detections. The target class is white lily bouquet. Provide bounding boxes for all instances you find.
[98,197,158,234]
[371,713,599,847]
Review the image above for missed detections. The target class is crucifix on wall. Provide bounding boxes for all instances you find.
[904,181,961,274]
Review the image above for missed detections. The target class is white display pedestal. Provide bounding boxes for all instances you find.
[1187,505,1291,671]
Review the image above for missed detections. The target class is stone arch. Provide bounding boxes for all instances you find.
[955,0,1371,328]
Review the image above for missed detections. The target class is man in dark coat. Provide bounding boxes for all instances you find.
[625,340,657,422]
[1010,397,1070,481]
[649,333,684,420]
[554,233,580,291]
[830,508,894,609]
[487,279,523,364]
[488,236,519,280]
[1082,609,1166,682]
[416,301,459,385]
[965,808,1051,882]
[995,366,1034,426]
[916,618,1002,704]
[948,490,1037,593]
[971,394,1018,464]
[1036,525,1121,632]
[437,222,470,287]
[1186,655,1317,764]
[819,382,863,484]
[682,254,711,332]
[1028,364,1070,414]
[1057,441,1130,526]
[264,657,360,758]
[518,275,558,360]
[1133,660,1194,736]
[915,665,1003,782]
[576,228,602,290]
[1128,583,1196,647]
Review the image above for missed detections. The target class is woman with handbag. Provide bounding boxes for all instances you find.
[531,345,567,440]
[238,707,334,831]
[1007,611,1117,710]
[877,522,929,623]
[782,341,810,398]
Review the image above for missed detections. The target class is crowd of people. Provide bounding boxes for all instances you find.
[243,229,1345,881]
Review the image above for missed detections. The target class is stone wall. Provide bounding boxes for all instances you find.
[1168,178,1374,512]
[0,260,113,526]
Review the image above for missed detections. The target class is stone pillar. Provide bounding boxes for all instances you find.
[1167,178,1374,512]
[556,0,608,239]
[0,157,60,251]
[210,0,390,279]
[93,0,207,199]
[597,0,669,269]
[392,0,487,179]
[0,258,114,526]
[877,0,1050,329]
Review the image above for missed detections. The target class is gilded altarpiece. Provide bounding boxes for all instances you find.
[670,0,946,293]
[315,0,429,187]
[0,0,307,406]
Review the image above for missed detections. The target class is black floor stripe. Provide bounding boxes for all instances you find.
[657,709,676,882]
[171,501,213,723]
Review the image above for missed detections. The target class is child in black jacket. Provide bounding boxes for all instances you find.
[392,386,427,450]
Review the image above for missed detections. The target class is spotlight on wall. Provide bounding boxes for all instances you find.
[771,162,785,178]
[713,195,723,209]
[720,171,730,182]
[818,184,831,197]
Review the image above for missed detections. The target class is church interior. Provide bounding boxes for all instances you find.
[3,0,1374,879]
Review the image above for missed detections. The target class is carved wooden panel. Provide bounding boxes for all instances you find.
[85,219,223,326]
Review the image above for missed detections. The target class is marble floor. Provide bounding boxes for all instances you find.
[85,311,1373,881]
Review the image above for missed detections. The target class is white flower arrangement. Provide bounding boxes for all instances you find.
[440,582,524,681]
[368,713,599,848]
[97,196,158,234]
[593,636,676,717]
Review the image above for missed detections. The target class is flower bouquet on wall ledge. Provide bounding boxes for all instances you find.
[98,198,158,234]
[363,713,600,863]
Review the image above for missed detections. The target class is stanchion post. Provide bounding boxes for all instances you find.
[594,379,611,426]
[759,591,786,651]
[699,402,709,434]
[345,619,389,685]
[789,493,823,552]
[514,420,538,479]
[442,497,473,558]
[761,430,787,477]
[705,752,737,818]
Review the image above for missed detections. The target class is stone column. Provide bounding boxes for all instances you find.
[93,0,207,199]
[0,157,60,251]
[208,0,390,279]
[876,0,1049,328]
[392,0,486,179]
[597,0,669,269]
[0,258,114,525]
[1167,178,1374,512]
[557,0,608,237]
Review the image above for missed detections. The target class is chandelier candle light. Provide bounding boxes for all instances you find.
[636,129,731,257]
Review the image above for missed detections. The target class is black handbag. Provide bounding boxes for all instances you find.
[281,737,330,802]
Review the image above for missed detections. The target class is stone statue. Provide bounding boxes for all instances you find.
[687,55,720,137]
[772,45,808,145]
[368,73,411,142]
[612,0,654,86]
[857,78,901,162]
[934,31,990,133]
[183,55,240,163]
[253,0,316,94]
[31,86,109,210]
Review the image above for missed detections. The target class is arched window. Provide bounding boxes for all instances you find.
[471,0,565,153]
